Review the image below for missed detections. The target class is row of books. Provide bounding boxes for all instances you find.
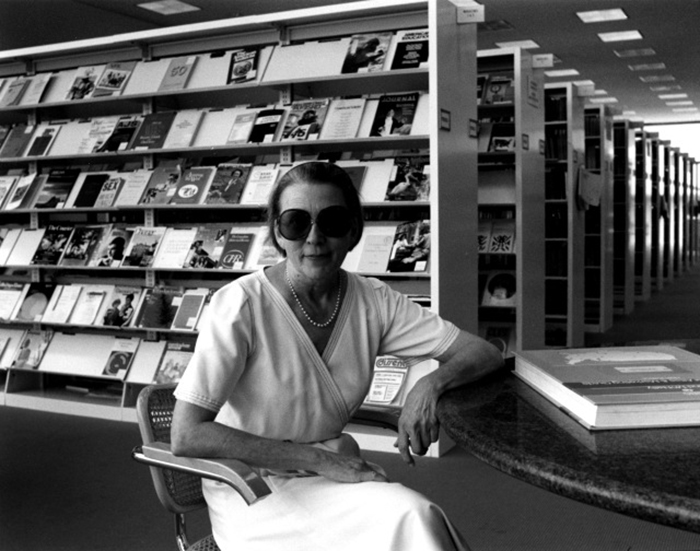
[0,281,212,332]
[477,72,516,106]
[477,218,516,254]
[0,156,430,211]
[0,91,429,160]
[0,29,429,108]
[0,326,195,386]
[0,218,432,274]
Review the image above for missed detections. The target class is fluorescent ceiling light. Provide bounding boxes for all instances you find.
[650,84,682,92]
[544,69,580,77]
[593,90,608,95]
[639,75,676,83]
[137,0,200,15]
[614,48,656,58]
[598,30,643,42]
[622,110,637,116]
[672,107,698,112]
[658,94,688,100]
[628,63,666,71]
[589,97,618,104]
[577,9,627,23]
[495,40,540,49]
[666,101,694,106]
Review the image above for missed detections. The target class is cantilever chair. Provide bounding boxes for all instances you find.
[132,383,399,551]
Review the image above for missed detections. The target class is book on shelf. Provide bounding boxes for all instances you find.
[31,168,81,209]
[121,226,167,268]
[388,28,429,70]
[75,116,120,154]
[219,228,257,270]
[171,288,209,330]
[0,124,35,158]
[369,92,419,137]
[6,227,45,265]
[99,285,142,328]
[482,74,515,105]
[112,170,153,207]
[68,285,112,325]
[514,345,700,430]
[92,175,124,208]
[152,227,198,269]
[0,282,29,321]
[0,228,22,265]
[24,123,61,157]
[280,99,330,142]
[183,225,229,269]
[386,220,430,273]
[92,61,137,98]
[158,56,198,92]
[89,225,133,267]
[152,339,196,384]
[247,108,286,144]
[162,109,204,149]
[95,115,143,152]
[41,284,83,324]
[341,32,393,74]
[0,176,17,209]
[65,65,105,100]
[138,165,181,205]
[318,98,367,141]
[129,111,177,150]
[169,166,216,205]
[239,164,280,205]
[10,328,53,370]
[100,336,140,380]
[30,225,74,266]
[134,286,183,329]
[481,270,517,307]
[479,323,516,359]
[0,77,30,107]
[477,220,492,253]
[13,282,57,322]
[227,47,260,84]
[204,163,251,205]
[488,219,516,253]
[363,356,409,406]
[384,156,430,201]
[225,109,257,144]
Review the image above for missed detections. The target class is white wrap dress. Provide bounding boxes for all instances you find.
[175,269,469,550]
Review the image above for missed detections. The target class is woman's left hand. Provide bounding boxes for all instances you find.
[394,378,440,465]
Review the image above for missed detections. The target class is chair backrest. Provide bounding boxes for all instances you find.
[137,383,207,515]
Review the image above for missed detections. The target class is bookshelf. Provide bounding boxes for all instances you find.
[663,143,676,283]
[476,47,545,356]
[649,133,665,292]
[679,151,689,273]
[582,105,614,332]
[634,127,652,301]
[612,119,636,314]
[0,0,478,456]
[543,83,585,348]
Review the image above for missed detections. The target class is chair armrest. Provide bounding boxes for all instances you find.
[350,405,400,432]
[132,441,271,505]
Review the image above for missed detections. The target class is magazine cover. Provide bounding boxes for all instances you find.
[204,163,252,205]
[30,225,74,266]
[101,337,140,379]
[369,92,419,137]
[152,339,196,384]
[14,283,57,322]
[227,47,259,83]
[385,157,430,201]
[89,226,132,267]
[139,165,181,205]
[11,329,53,370]
[101,286,142,327]
[183,225,229,269]
[280,99,329,141]
[341,33,392,73]
[92,61,136,98]
[134,287,182,329]
[70,173,113,208]
[121,226,166,268]
[390,29,429,70]
[31,168,81,209]
[386,220,430,273]
[248,108,286,143]
[65,65,102,100]
[95,115,143,152]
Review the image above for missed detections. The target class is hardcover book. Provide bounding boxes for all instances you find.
[280,99,329,141]
[169,166,215,205]
[341,32,392,74]
[30,225,74,266]
[128,111,177,150]
[152,339,196,384]
[227,47,259,84]
[92,61,136,98]
[134,286,183,329]
[158,56,198,92]
[248,108,286,143]
[59,225,107,266]
[369,92,419,137]
[204,163,252,205]
[121,226,167,268]
[514,345,700,430]
[389,29,429,70]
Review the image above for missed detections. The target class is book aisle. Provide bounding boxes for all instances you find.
[0,0,699,445]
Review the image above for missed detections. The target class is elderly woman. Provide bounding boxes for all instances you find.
[172,161,503,550]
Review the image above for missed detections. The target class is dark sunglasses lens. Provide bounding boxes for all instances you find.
[279,210,312,240]
[317,206,352,237]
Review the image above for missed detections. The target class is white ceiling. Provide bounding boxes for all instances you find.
[1,0,698,128]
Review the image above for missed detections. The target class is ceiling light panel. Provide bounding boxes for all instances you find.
[589,97,618,104]
[598,30,643,42]
[137,0,200,15]
[495,40,540,49]
[673,108,699,112]
[544,69,580,77]
[628,63,666,71]
[577,9,628,23]
[666,101,694,106]
[614,48,657,58]
[639,75,676,83]
[658,94,688,100]
[650,84,682,92]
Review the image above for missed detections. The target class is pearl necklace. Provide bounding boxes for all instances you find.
[285,268,342,328]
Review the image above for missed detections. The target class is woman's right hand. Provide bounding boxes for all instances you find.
[316,451,388,483]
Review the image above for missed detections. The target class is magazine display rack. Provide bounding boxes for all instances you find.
[612,119,636,314]
[543,83,585,348]
[582,105,614,333]
[476,48,545,356]
[0,0,477,457]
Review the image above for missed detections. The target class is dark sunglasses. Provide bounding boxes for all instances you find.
[277,206,353,240]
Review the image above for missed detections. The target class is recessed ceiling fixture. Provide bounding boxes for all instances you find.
[614,48,656,58]
[577,9,627,23]
[628,63,666,71]
[495,40,540,49]
[650,84,682,92]
[598,30,643,42]
[658,94,688,100]
[544,68,580,77]
[137,0,200,15]
[666,101,694,106]
[639,75,676,83]
[589,97,618,104]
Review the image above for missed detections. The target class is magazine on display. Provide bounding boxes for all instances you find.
[10,329,53,370]
[0,77,30,107]
[134,286,183,330]
[386,220,430,273]
[92,175,124,209]
[96,115,143,152]
[152,339,196,384]
[162,110,204,149]
[101,337,140,379]
[66,65,105,100]
[318,98,366,141]
[389,29,429,70]
[30,225,74,266]
[75,116,120,154]
[41,284,83,324]
[24,124,61,157]
[129,111,177,150]
[121,226,167,268]
[369,93,419,137]
[138,165,181,205]
[92,61,136,98]
[169,167,215,205]
[227,47,259,84]
[158,56,198,92]
[89,226,132,267]
[100,286,142,328]
[0,124,35,158]
[481,271,517,307]
[248,108,286,143]
[13,283,57,322]
[341,32,392,74]
[0,282,29,321]
[280,99,330,142]
[31,168,80,209]
[183,225,229,269]
[152,227,198,269]
[204,163,252,205]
